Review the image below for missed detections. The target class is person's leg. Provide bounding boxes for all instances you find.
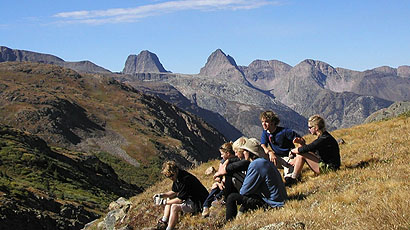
[223,175,237,201]
[225,193,244,221]
[293,152,320,176]
[161,204,171,222]
[241,195,266,212]
[168,204,183,229]
[203,187,220,208]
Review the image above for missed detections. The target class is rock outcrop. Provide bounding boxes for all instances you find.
[122,50,169,74]
[365,101,410,123]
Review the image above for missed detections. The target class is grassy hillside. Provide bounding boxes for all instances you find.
[96,112,409,230]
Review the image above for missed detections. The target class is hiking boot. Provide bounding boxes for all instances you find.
[285,177,298,187]
[202,207,210,218]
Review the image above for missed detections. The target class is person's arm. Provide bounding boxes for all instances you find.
[239,164,261,196]
[226,160,250,174]
[261,143,277,165]
[165,197,183,205]
[160,190,177,199]
[214,159,229,179]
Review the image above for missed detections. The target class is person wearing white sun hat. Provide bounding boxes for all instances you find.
[225,138,287,221]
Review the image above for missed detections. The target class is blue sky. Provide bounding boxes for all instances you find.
[1,0,409,74]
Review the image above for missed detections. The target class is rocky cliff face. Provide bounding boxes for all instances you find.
[122,50,169,74]
[0,46,111,74]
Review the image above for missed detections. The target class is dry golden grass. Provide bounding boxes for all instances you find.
[119,115,410,230]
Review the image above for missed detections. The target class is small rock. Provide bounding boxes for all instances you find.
[205,166,216,175]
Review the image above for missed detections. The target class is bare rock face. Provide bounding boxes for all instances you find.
[397,65,410,78]
[239,59,292,90]
[122,50,168,74]
[199,49,248,84]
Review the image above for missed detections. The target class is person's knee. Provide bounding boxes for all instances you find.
[170,204,182,213]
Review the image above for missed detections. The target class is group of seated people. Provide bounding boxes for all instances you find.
[150,111,341,230]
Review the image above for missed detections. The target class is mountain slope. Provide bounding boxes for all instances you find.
[0,124,141,230]
[0,62,226,186]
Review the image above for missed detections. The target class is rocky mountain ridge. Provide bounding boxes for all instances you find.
[0,46,111,74]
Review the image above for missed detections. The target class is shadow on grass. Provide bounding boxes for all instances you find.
[345,157,380,169]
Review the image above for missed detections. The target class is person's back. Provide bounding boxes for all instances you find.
[240,158,287,207]
[174,169,209,211]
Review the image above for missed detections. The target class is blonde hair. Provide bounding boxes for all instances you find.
[232,136,248,152]
[308,114,326,132]
[260,111,280,125]
[219,141,235,156]
[161,161,179,178]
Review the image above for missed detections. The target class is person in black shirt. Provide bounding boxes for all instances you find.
[287,115,341,186]
[152,161,209,230]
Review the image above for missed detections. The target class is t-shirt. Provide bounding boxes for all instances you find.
[240,158,287,207]
[298,131,341,169]
[261,126,300,157]
[172,170,209,205]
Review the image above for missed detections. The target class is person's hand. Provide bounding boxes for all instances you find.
[293,137,305,146]
[153,195,167,206]
[214,160,228,179]
[153,193,162,199]
[267,150,277,165]
[217,182,225,190]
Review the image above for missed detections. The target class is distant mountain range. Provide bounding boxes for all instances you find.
[1,45,409,230]
[1,45,409,140]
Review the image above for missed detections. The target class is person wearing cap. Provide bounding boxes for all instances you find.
[225,138,287,221]
[259,110,305,186]
[151,161,209,230]
[288,115,341,186]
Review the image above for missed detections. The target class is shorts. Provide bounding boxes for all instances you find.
[181,199,198,213]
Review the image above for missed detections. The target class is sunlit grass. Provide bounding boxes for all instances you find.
[114,115,409,230]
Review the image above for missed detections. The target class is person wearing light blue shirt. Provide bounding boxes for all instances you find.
[225,138,287,221]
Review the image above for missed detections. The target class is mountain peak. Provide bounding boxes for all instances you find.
[199,49,245,82]
[123,50,169,74]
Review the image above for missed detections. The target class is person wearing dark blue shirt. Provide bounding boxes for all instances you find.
[260,111,304,185]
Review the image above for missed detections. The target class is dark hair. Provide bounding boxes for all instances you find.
[219,141,235,156]
[260,110,280,125]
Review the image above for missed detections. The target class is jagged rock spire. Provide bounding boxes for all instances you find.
[122,50,169,74]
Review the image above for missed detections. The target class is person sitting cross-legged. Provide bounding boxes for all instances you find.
[225,138,287,221]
